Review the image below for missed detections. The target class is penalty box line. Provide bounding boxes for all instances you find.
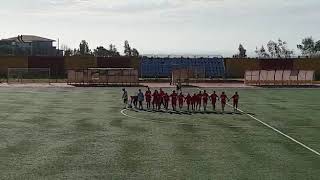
[196,88,320,156]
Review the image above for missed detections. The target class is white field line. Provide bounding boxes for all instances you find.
[196,87,320,156]
[120,109,256,129]
[121,109,203,127]
[227,103,320,156]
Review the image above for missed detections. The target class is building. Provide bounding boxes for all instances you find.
[0,35,63,56]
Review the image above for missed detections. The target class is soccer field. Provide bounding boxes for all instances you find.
[0,87,319,179]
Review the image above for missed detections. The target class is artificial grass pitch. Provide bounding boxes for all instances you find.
[0,87,319,179]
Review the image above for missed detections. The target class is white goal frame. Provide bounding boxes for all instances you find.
[7,68,51,84]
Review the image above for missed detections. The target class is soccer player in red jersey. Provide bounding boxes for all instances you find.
[152,90,158,110]
[185,93,192,111]
[196,91,202,111]
[145,87,152,109]
[164,93,170,110]
[191,93,197,111]
[202,90,209,111]
[159,88,165,109]
[178,92,185,110]
[170,90,178,111]
[210,91,219,111]
[230,92,239,112]
[220,92,228,113]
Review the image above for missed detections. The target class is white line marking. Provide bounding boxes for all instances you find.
[121,109,204,127]
[121,109,253,129]
[196,87,320,156]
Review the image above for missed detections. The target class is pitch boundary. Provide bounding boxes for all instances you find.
[121,109,253,129]
[230,105,320,156]
[194,87,320,156]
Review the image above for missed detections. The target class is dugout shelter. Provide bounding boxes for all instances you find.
[245,70,315,86]
[67,68,139,86]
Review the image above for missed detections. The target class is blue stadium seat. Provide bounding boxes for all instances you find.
[140,56,225,78]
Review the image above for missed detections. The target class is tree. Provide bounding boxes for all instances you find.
[297,37,320,56]
[232,44,247,58]
[109,44,120,57]
[267,40,279,58]
[61,44,73,56]
[255,46,270,58]
[124,40,132,56]
[64,49,73,56]
[93,46,109,57]
[277,39,293,58]
[266,39,293,58]
[132,48,139,57]
[73,48,80,56]
[315,40,320,53]
[79,40,91,56]
[238,44,247,58]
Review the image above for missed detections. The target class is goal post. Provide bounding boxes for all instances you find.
[171,66,205,85]
[7,68,51,84]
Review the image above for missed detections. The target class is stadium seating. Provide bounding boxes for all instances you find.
[140,56,225,78]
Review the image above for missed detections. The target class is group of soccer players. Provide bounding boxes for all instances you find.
[123,88,240,112]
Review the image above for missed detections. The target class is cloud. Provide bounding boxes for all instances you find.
[37,0,224,14]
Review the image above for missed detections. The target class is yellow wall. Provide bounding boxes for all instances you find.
[0,56,28,77]
[293,58,320,80]
[224,58,260,78]
[64,56,97,70]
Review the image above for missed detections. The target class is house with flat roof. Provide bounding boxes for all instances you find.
[0,35,63,56]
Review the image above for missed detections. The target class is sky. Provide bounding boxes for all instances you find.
[0,0,319,57]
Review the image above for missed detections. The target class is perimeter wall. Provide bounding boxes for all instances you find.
[0,56,319,80]
[0,56,138,79]
[225,58,320,80]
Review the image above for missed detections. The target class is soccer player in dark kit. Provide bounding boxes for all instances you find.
[185,93,192,111]
[178,92,185,110]
[164,92,170,110]
[145,88,152,109]
[230,92,239,112]
[170,90,178,111]
[210,91,219,111]
[202,90,209,111]
[220,92,228,113]
[152,90,159,110]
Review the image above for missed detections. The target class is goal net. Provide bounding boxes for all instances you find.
[171,67,205,85]
[7,68,51,84]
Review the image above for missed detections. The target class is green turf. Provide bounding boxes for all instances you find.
[0,87,319,179]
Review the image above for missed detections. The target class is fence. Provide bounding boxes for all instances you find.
[67,68,139,86]
[245,70,315,85]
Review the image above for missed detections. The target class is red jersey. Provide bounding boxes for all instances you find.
[197,93,202,102]
[145,90,152,102]
[164,94,170,102]
[186,95,192,104]
[210,94,218,103]
[159,91,165,99]
[202,93,209,102]
[220,94,227,103]
[191,95,197,104]
[170,93,178,103]
[231,95,239,102]
[152,93,159,103]
[178,94,184,103]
